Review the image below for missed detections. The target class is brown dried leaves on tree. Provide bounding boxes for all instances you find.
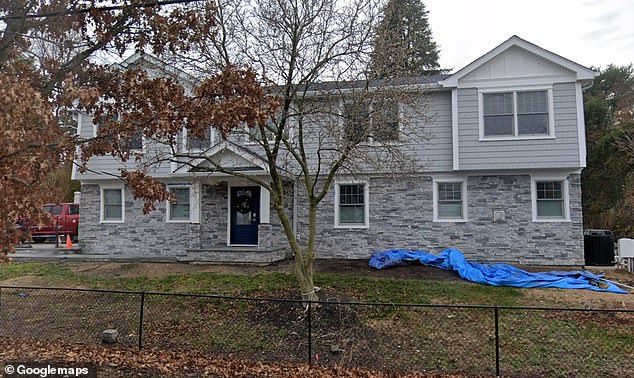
[0,74,73,258]
[0,0,219,259]
[76,64,280,214]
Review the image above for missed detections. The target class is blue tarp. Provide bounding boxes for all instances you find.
[368,248,628,294]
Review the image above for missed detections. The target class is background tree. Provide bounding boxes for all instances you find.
[582,64,634,237]
[80,0,432,301]
[369,0,441,78]
[0,0,224,259]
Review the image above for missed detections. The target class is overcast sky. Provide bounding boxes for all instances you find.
[425,0,634,72]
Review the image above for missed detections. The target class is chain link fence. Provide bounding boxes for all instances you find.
[0,285,632,376]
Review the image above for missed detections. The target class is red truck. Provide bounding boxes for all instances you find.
[29,203,80,243]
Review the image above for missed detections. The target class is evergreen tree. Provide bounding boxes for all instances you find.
[370,0,441,77]
[582,64,634,237]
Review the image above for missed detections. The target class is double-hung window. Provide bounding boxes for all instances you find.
[434,181,467,221]
[335,183,369,228]
[533,180,568,221]
[343,100,400,144]
[167,186,191,222]
[101,187,124,222]
[481,89,552,139]
[186,127,213,151]
[126,129,144,151]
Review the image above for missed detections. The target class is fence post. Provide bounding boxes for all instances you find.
[494,306,500,377]
[138,291,145,350]
[307,301,312,366]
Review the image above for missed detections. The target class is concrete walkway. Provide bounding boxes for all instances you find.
[12,243,176,262]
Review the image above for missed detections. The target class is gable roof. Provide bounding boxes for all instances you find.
[172,140,271,175]
[440,35,597,87]
[116,52,199,86]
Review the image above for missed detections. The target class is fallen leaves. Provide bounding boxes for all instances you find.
[0,337,470,377]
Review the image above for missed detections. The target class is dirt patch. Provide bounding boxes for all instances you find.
[60,258,462,281]
[64,260,293,278]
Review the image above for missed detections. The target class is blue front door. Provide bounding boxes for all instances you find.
[230,186,260,245]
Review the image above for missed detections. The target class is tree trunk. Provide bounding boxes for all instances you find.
[273,192,318,303]
[292,203,319,303]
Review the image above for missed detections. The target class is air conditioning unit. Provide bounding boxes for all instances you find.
[616,238,634,272]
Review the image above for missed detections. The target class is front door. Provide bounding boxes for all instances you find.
[230,186,261,245]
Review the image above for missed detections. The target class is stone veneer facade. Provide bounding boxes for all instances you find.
[79,182,292,262]
[296,173,584,265]
[80,173,584,265]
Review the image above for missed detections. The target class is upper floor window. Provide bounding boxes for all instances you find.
[125,129,143,151]
[343,100,400,144]
[186,127,214,151]
[245,114,294,146]
[481,89,553,139]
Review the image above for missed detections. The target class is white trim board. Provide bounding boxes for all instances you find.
[576,82,588,168]
[333,181,370,229]
[451,89,459,171]
[431,175,468,223]
[99,185,125,224]
[440,35,596,88]
[530,173,571,223]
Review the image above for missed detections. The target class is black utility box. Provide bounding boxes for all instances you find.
[583,229,615,266]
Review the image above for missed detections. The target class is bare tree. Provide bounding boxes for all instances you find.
[83,0,433,301]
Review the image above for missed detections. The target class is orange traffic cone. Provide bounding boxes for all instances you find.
[66,234,73,249]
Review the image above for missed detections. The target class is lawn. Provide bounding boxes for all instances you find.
[0,260,632,377]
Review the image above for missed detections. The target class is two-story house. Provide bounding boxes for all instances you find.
[74,36,596,265]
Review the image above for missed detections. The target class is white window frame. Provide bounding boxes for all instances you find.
[478,86,555,141]
[243,118,295,146]
[182,126,216,152]
[432,176,467,222]
[334,181,370,229]
[340,100,403,146]
[100,185,125,223]
[93,114,145,152]
[531,175,570,222]
[166,183,201,223]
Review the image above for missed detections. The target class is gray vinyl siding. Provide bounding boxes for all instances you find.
[457,83,580,170]
[77,113,173,180]
[79,112,95,139]
[412,90,453,171]
[296,90,453,173]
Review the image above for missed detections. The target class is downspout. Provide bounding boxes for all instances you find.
[293,178,298,238]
